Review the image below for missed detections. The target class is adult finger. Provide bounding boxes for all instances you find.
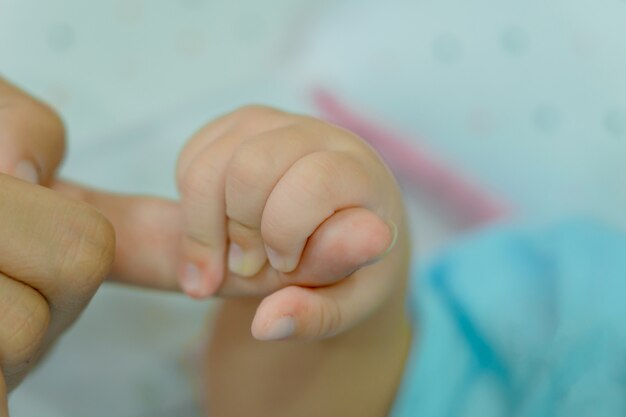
[53,179,396,299]
[0,372,7,417]
[52,180,182,291]
[0,272,50,390]
[0,174,114,328]
[0,78,65,185]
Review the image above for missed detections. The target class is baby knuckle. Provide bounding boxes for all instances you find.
[230,105,294,134]
[227,143,274,195]
[176,146,199,186]
[180,158,220,198]
[275,286,311,315]
[274,287,343,339]
[315,297,343,338]
[292,154,338,202]
[231,105,279,124]
[260,211,294,249]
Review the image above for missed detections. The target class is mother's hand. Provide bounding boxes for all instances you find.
[0,78,65,185]
[0,79,115,416]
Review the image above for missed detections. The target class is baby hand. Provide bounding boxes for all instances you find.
[177,106,407,341]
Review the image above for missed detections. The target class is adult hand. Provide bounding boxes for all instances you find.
[0,78,64,185]
[0,78,115,416]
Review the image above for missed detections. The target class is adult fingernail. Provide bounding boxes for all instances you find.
[14,160,39,184]
[227,242,266,277]
[257,316,296,341]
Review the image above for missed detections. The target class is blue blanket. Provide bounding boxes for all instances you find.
[391,220,626,417]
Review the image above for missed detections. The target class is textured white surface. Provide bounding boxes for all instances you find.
[289,0,626,229]
[0,0,331,143]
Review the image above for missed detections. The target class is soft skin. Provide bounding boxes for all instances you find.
[2,99,412,416]
[176,107,413,416]
[0,77,411,417]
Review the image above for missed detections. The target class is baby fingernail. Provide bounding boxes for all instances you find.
[14,160,39,184]
[227,242,244,272]
[228,242,266,277]
[265,245,300,272]
[361,220,399,268]
[180,262,204,296]
[258,316,296,341]
[382,220,398,257]
[265,245,286,271]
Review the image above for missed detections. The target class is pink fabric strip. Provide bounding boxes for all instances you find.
[312,88,511,229]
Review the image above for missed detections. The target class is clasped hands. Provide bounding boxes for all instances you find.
[0,80,405,415]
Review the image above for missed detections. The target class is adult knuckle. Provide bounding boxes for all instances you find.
[34,100,66,142]
[0,287,50,367]
[55,202,115,292]
[0,98,66,150]
[22,97,66,149]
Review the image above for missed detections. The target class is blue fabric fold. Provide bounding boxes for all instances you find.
[390,220,626,417]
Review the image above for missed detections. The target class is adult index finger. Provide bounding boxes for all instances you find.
[0,174,114,319]
[0,78,65,185]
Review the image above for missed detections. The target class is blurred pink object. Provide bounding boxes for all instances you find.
[312,88,511,229]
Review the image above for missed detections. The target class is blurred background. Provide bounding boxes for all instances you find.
[1,0,625,415]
